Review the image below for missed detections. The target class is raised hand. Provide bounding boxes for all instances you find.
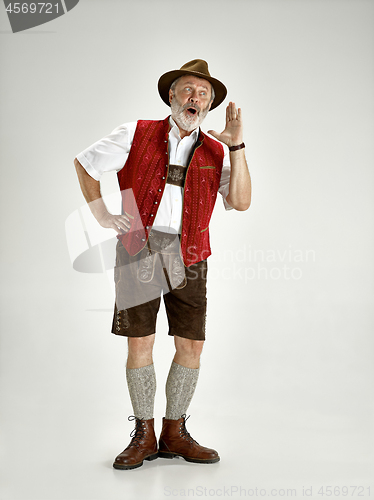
[208,101,243,148]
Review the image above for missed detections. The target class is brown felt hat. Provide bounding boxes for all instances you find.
[158,59,227,111]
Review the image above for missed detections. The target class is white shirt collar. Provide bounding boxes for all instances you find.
[169,116,200,141]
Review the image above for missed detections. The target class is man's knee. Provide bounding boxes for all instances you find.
[128,334,155,356]
[174,337,204,359]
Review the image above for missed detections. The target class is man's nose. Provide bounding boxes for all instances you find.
[189,92,198,103]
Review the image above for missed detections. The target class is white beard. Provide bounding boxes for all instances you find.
[170,96,210,133]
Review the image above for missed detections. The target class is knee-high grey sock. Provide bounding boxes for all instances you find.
[126,363,156,420]
[165,361,200,420]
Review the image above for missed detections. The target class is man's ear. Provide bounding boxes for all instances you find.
[208,99,213,111]
[169,89,173,104]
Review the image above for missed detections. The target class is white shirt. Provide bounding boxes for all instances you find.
[77,117,233,234]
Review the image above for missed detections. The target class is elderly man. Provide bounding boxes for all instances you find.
[74,59,251,470]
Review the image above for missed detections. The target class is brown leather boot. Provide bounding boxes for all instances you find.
[113,416,158,470]
[158,414,220,464]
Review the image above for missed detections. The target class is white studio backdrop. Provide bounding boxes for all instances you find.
[0,1,373,499]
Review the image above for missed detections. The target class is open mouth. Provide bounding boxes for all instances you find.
[186,107,198,116]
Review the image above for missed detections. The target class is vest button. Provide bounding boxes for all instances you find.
[158,189,162,192]
[141,238,146,242]
[162,176,166,180]
[154,201,158,205]
[150,214,154,217]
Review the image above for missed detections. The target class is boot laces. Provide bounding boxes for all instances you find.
[127,415,146,449]
[179,414,199,445]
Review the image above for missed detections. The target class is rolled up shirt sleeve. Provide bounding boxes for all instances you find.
[76,122,137,181]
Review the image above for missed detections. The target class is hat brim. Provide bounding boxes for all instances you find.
[158,69,227,111]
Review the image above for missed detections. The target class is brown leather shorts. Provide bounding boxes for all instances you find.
[111,234,207,341]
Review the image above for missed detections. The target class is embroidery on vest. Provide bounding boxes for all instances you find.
[117,117,224,266]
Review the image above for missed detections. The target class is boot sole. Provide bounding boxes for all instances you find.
[113,452,159,470]
[158,451,220,464]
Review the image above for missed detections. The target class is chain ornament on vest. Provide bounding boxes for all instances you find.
[167,164,187,187]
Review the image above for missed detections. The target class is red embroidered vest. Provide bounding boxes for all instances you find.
[117,117,224,267]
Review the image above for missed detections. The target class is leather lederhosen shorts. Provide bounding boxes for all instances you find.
[111,230,207,341]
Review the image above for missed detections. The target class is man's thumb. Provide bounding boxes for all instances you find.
[207,130,219,140]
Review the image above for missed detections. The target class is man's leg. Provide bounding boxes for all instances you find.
[157,259,219,463]
[126,334,156,420]
[159,336,219,464]
[173,336,203,369]
[113,334,158,470]
[165,337,203,420]
[111,241,164,469]
[161,258,208,422]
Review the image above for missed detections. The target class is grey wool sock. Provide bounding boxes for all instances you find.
[126,363,156,420]
[165,361,200,420]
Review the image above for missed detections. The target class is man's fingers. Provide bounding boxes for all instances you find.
[112,223,124,234]
[116,218,131,230]
[227,102,239,122]
[119,215,131,228]
[98,213,131,233]
[229,102,234,120]
[111,215,131,233]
